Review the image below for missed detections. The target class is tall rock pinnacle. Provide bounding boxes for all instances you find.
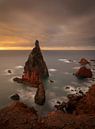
[22,40,49,85]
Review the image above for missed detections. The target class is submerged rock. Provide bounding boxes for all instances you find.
[8,70,12,73]
[10,94,20,101]
[75,66,92,78]
[13,77,23,83]
[34,81,45,105]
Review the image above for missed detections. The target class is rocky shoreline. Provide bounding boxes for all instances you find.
[0,84,95,129]
[0,41,95,129]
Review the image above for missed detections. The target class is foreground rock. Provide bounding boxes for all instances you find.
[0,102,39,129]
[34,81,45,105]
[75,66,92,78]
[13,40,49,87]
[1,95,95,129]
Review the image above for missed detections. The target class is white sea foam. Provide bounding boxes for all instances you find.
[64,85,77,94]
[15,65,24,69]
[48,69,57,72]
[58,58,71,63]
[17,88,37,102]
[9,76,21,83]
[73,66,80,70]
[64,72,72,75]
[49,96,68,108]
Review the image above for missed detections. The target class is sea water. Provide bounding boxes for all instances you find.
[0,50,95,115]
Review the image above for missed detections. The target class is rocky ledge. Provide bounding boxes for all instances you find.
[1,84,95,129]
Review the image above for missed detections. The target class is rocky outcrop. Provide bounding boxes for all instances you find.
[75,66,92,78]
[22,40,49,81]
[10,93,20,101]
[0,101,39,129]
[79,58,90,65]
[75,84,95,114]
[34,81,45,105]
[1,85,95,129]
[13,40,49,87]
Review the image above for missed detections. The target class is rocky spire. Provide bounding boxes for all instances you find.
[22,40,49,85]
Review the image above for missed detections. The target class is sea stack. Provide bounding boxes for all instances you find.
[75,58,92,79]
[22,40,49,80]
[14,40,49,87]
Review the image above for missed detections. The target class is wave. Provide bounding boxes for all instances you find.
[48,68,57,72]
[15,65,24,69]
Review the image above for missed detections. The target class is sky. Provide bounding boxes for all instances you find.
[0,0,95,50]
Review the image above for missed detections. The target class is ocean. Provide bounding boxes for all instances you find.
[0,50,95,115]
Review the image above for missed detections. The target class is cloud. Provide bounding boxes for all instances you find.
[0,0,95,49]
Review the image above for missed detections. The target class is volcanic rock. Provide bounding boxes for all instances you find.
[22,40,49,81]
[8,70,12,73]
[75,66,92,78]
[1,85,95,129]
[10,93,20,101]
[75,84,95,114]
[0,102,40,129]
[79,58,90,65]
[34,81,45,105]
[13,40,49,87]
[13,77,23,83]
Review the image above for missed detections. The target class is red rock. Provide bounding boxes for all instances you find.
[23,40,49,83]
[79,58,90,65]
[75,66,92,78]
[34,80,45,105]
[75,84,95,114]
[13,40,49,87]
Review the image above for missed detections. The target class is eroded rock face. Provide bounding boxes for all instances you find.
[75,66,92,78]
[1,85,95,129]
[34,81,45,105]
[22,40,49,83]
[0,102,39,129]
[75,84,95,114]
[13,40,49,87]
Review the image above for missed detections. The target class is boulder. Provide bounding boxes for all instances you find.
[34,81,45,105]
[75,66,92,78]
[79,58,90,65]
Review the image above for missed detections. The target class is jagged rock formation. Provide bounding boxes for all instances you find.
[22,40,49,82]
[13,40,48,105]
[14,40,49,87]
[1,85,95,129]
[34,80,45,105]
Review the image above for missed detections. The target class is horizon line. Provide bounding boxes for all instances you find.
[0,47,95,50]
